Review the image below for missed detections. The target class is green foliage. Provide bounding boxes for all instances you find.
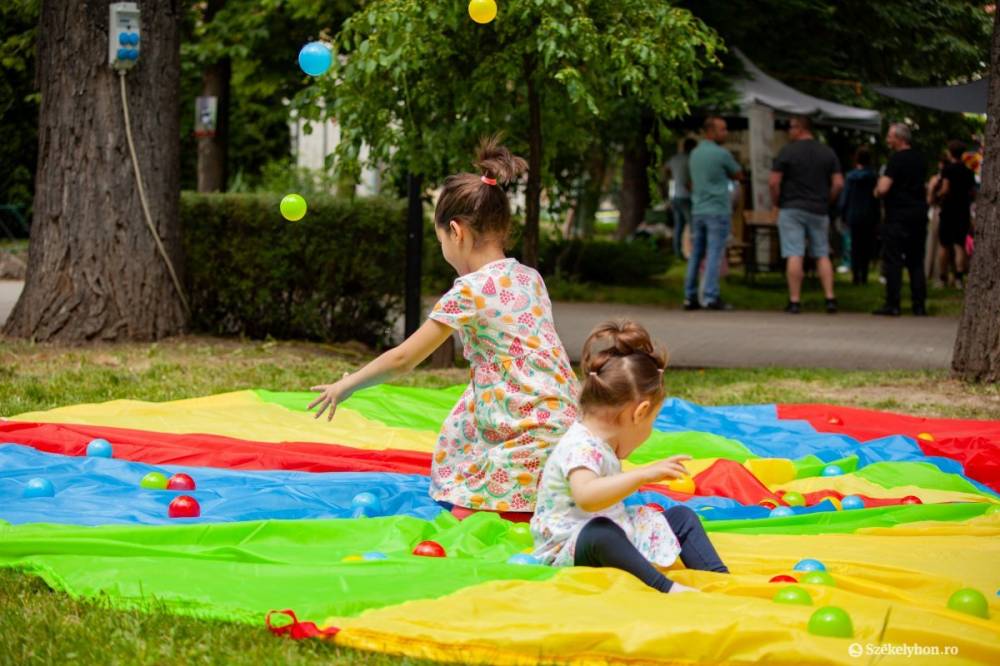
[182,192,406,346]
[539,238,671,285]
[0,0,39,211]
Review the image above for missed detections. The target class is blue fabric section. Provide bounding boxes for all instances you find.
[0,444,443,526]
[655,399,1000,499]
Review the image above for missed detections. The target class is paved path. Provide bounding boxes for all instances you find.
[551,301,958,370]
[0,281,957,370]
[0,281,22,329]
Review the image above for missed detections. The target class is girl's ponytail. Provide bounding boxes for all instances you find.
[580,319,668,412]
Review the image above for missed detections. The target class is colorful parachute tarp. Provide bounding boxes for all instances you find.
[2,386,999,665]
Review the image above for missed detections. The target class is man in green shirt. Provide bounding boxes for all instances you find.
[684,116,743,310]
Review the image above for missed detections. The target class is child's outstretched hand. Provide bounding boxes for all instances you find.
[639,455,692,484]
[308,373,350,421]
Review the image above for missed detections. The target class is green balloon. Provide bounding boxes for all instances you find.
[140,471,169,490]
[772,585,813,606]
[808,606,854,638]
[782,491,805,507]
[280,193,307,221]
[801,571,836,587]
[947,588,989,619]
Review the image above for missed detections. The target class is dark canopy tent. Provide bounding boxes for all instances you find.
[873,79,988,115]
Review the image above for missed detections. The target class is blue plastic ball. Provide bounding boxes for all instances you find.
[86,438,113,458]
[298,42,331,76]
[794,558,827,572]
[770,506,795,518]
[821,465,844,477]
[23,478,55,498]
[362,551,388,561]
[507,553,541,565]
[841,495,865,510]
[351,492,382,517]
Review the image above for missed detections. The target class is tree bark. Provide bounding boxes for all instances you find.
[4,0,185,342]
[617,111,654,240]
[196,0,228,192]
[951,10,1000,382]
[523,57,542,268]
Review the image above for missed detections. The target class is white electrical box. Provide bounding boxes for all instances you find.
[109,2,141,70]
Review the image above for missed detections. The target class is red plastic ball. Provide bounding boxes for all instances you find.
[827,416,843,426]
[412,540,446,557]
[759,499,779,510]
[168,495,200,518]
[900,495,923,505]
[770,574,798,583]
[645,502,666,512]
[167,473,196,491]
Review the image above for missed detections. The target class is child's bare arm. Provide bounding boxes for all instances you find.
[569,455,691,512]
[309,319,454,420]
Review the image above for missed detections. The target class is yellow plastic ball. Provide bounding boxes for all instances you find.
[341,555,364,562]
[469,0,497,24]
[280,193,307,221]
[667,475,696,494]
[917,432,935,442]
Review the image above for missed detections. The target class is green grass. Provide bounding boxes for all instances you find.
[1,335,998,664]
[546,262,966,316]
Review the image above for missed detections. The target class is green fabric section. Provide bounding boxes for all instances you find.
[0,511,551,625]
[256,385,465,432]
[627,430,755,464]
[703,503,990,535]
[857,461,988,496]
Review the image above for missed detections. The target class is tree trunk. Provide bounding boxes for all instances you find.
[617,111,654,240]
[404,173,423,337]
[196,0,228,192]
[4,0,185,342]
[523,57,542,268]
[574,142,607,239]
[952,10,1000,382]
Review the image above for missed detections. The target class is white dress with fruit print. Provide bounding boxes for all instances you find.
[428,258,579,512]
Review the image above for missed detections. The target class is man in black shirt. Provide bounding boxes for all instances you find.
[874,123,928,316]
[936,140,975,287]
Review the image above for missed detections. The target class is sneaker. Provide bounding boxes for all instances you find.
[784,301,801,314]
[825,298,838,314]
[912,305,928,317]
[704,299,733,311]
[872,305,901,317]
[683,299,701,311]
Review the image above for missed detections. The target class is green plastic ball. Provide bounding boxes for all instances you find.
[947,588,989,619]
[801,571,836,587]
[782,491,806,507]
[280,193,307,221]
[508,522,532,545]
[808,606,854,638]
[772,585,813,606]
[140,471,169,490]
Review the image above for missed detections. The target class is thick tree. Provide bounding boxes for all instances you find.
[4,0,185,341]
[952,10,1000,382]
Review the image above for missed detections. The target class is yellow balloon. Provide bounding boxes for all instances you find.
[469,0,497,24]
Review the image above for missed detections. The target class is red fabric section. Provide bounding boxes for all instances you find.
[644,459,784,506]
[0,421,432,475]
[778,404,1000,492]
[266,610,339,640]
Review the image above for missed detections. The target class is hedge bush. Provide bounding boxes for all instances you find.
[182,192,406,346]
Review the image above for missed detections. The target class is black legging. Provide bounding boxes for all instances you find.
[574,506,728,592]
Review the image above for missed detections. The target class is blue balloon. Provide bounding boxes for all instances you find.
[841,495,865,510]
[87,438,113,458]
[793,558,826,572]
[507,553,541,566]
[298,42,331,77]
[821,465,844,477]
[770,506,794,518]
[362,551,388,561]
[351,491,382,517]
[23,478,55,498]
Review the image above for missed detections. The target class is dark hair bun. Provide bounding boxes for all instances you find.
[474,135,527,186]
[579,319,668,410]
[581,319,662,374]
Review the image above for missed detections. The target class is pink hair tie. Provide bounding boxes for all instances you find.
[481,175,497,186]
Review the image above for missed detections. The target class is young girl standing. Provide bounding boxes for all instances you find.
[309,137,579,519]
[531,320,728,592]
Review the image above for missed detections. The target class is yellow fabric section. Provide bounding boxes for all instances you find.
[776,475,999,505]
[329,518,1000,665]
[12,391,439,452]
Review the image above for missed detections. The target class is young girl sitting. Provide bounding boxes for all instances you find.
[309,137,579,520]
[531,320,728,592]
